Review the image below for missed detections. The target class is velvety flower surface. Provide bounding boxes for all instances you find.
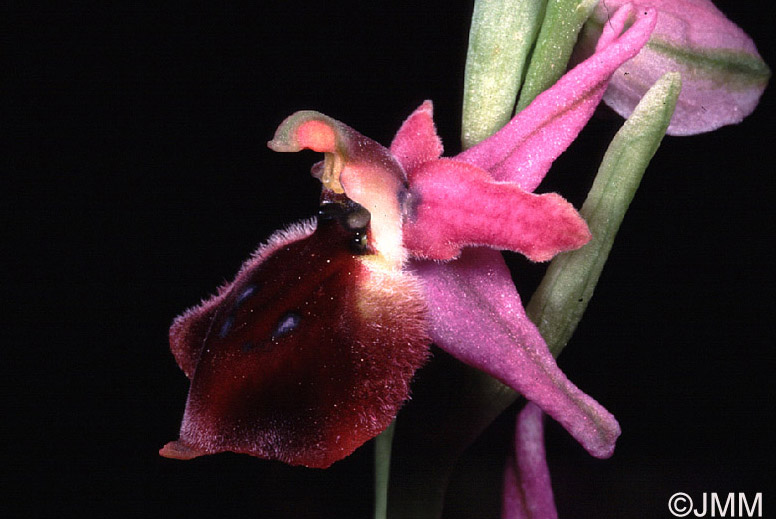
[577,0,770,135]
[161,4,656,468]
[161,218,430,468]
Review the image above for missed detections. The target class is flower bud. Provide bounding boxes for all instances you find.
[576,0,770,135]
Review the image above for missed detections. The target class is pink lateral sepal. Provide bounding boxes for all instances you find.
[412,248,621,458]
[404,159,590,262]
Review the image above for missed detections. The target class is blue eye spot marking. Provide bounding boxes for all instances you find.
[218,314,234,339]
[234,284,256,310]
[271,312,302,340]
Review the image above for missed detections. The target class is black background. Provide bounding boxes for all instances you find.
[4,1,774,517]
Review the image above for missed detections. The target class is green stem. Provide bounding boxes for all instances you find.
[526,72,682,353]
[516,0,598,112]
[462,0,547,149]
[385,355,516,519]
[374,420,396,519]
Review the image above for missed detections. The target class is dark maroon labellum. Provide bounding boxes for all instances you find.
[162,217,429,468]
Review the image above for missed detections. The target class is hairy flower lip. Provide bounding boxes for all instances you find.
[163,217,430,468]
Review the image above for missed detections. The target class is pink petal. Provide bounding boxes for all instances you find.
[502,403,557,519]
[403,158,590,261]
[411,248,621,458]
[456,4,656,192]
[389,100,444,175]
[581,0,770,135]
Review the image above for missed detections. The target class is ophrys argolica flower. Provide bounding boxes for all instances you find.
[161,4,656,468]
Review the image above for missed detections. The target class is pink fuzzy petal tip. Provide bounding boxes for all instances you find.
[390,100,444,174]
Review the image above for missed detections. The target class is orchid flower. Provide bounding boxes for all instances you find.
[576,0,770,135]
[161,5,656,469]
